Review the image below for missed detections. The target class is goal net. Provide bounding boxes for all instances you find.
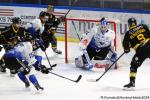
[63,18,129,69]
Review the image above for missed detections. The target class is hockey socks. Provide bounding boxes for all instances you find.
[29,74,44,90]
[18,72,30,88]
[29,74,38,84]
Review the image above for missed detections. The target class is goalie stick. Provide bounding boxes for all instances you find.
[49,71,82,83]
[87,52,125,82]
[36,35,57,69]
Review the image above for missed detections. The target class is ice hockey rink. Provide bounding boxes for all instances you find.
[0,41,150,100]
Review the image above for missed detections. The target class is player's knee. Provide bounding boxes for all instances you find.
[26,68,34,77]
[131,60,142,69]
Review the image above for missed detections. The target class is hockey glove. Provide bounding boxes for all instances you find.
[40,65,51,74]
[59,16,65,22]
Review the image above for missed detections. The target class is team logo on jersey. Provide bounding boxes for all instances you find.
[94,63,109,68]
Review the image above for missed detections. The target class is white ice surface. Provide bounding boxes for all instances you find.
[0,41,150,100]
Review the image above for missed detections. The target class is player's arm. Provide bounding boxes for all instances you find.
[122,32,130,53]
[25,22,36,36]
[53,14,65,27]
[142,24,150,37]
[0,28,13,44]
[25,19,42,37]
[46,15,64,35]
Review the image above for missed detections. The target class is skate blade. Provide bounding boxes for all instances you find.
[36,89,44,94]
[123,87,135,91]
[25,87,31,91]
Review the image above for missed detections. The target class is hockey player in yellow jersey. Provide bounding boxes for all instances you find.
[123,17,150,90]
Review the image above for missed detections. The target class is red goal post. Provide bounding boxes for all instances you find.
[64,18,122,66]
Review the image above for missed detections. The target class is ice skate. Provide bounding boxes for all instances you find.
[123,81,135,91]
[35,83,44,91]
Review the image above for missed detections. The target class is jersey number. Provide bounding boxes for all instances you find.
[137,34,146,43]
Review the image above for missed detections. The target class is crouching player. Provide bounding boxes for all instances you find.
[75,18,117,70]
[3,41,44,91]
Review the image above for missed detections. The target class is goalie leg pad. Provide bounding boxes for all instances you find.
[93,59,110,69]
[75,56,93,70]
[75,56,84,68]
[92,57,117,70]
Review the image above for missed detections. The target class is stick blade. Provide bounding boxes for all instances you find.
[75,75,82,82]
[51,64,57,67]
[96,78,100,82]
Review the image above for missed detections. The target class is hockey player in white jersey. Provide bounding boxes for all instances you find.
[75,17,116,70]
[25,11,50,72]
[3,41,44,91]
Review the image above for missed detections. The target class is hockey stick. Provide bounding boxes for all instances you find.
[35,36,57,69]
[64,0,78,17]
[87,52,125,82]
[16,58,81,82]
[71,21,81,41]
[44,51,57,69]
[49,71,82,83]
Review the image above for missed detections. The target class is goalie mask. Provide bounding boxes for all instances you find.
[128,17,137,29]
[100,19,108,33]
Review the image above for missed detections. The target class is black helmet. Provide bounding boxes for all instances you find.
[128,17,137,28]
[12,17,21,24]
[39,11,48,17]
[100,17,105,22]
